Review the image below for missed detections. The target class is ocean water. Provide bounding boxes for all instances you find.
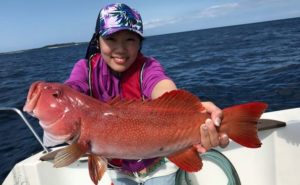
[0,17,299,183]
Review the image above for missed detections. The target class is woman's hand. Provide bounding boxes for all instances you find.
[151,80,229,153]
[194,101,229,153]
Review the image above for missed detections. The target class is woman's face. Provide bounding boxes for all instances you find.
[99,30,141,72]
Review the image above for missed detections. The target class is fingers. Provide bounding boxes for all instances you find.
[198,101,230,152]
[200,119,220,151]
[219,133,229,148]
[201,102,223,127]
[193,144,206,154]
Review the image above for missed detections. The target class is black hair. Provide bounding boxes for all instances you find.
[138,36,144,52]
[85,33,100,59]
[85,12,101,59]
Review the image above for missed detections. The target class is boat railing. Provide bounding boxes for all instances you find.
[0,107,50,152]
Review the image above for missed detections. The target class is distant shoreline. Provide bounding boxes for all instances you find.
[0,42,87,55]
[42,42,86,49]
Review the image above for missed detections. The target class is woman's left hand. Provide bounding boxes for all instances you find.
[194,101,229,153]
[151,80,229,153]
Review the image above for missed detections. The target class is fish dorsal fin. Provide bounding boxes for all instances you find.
[88,155,108,185]
[107,96,122,105]
[110,90,205,113]
[53,143,86,167]
[107,96,136,106]
[167,147,203,172]
[148,90,204,112]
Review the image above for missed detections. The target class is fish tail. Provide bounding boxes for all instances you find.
[220,102,268,148]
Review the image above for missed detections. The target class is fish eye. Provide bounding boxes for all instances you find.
[52,90,61,98]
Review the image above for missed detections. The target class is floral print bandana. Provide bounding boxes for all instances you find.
[97,3,143,37]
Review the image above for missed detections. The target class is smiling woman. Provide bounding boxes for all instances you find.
[99,31,141,72]
[58,2,228,185]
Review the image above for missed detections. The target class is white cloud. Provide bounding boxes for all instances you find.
[143,0,300,33]
[143,19,167,29]
[198,3,240,18]
[144,17,180,29]
[144,3,240,30]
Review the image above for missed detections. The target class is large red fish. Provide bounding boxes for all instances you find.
[23,81,267,185]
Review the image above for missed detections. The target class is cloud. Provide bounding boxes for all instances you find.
[144,17,180,29]
[198,3,240,18]
[144,3,240,30]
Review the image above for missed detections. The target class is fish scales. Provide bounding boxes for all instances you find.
[23,81,267,185]
[84,103,203,159]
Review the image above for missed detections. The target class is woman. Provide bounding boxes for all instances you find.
[65,3,229,185]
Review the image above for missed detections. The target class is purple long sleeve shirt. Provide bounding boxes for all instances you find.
[65,54,170,101]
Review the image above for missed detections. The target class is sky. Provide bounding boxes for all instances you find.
[1,0,300,53]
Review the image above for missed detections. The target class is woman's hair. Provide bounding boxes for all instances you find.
[85,33,100,59]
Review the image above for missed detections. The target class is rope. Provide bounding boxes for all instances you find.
[175,149,241,185]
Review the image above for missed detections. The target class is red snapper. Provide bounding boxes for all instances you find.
[23,81,267,185]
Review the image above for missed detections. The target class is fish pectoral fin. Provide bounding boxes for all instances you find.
[167,147,203,172]
[88,155,108,185]
[53,143,86,168]
[69,131,81,144]
[40,147,64,161]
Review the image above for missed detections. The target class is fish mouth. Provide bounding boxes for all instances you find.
[23,81,43,114]
[38,111,66,129]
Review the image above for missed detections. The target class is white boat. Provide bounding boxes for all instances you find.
[2,107,300,185]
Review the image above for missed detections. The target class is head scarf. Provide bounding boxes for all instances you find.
[85,3,143,59]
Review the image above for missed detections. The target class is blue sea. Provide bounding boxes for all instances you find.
[0,17,299,183]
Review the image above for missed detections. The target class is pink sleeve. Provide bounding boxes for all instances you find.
[64,59,89,94]
[141,57,171,99]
